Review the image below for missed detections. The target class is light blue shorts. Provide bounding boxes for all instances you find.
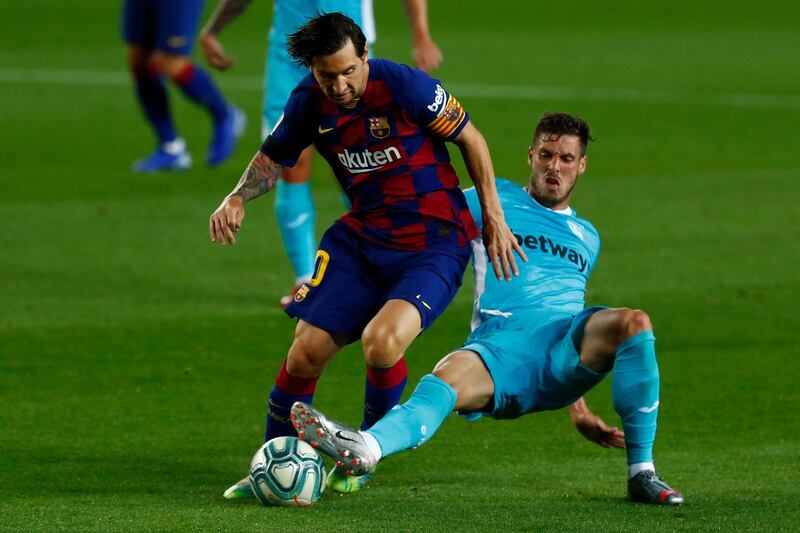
[262,0,364,138]
[461,306,608,419]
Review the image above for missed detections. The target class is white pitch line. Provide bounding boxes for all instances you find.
[1,67,799,110]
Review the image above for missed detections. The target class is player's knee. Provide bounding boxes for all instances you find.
[285,335,327,377]
[361,324,404,367]
[285,348,325,377]
[614,308,652,342]
[152,53,192,80]
[432,351,493,411]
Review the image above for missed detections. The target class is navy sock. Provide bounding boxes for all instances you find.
[133,65,176,144]
[361,359,408,430]
[265,361,318,441]
[173,64,229,123]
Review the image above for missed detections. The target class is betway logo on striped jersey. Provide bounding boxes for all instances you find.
[336,146,403,174]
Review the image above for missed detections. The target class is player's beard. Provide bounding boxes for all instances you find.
[529,177,576,208]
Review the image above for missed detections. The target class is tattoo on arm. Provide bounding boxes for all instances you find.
[230,153,281,202]
[203,0,254,35]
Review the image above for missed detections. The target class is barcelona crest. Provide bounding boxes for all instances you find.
[294,284,310,303]
[444,98,463,122]
[369,116,391,139]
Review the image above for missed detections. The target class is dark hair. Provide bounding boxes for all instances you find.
[287,12,367,67]
[533,112,593,154]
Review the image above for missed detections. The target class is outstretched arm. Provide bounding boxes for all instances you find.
[209,152,281,246]
[199,0,254,70]
[453,122,526,280]
[402,0,442,73]
[569,398,625,449]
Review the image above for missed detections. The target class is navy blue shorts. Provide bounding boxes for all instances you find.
[284,222,471,343]
[122,0,204,55]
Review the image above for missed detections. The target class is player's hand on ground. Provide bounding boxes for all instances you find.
[482,215,527,281]
[573,410,626,449]
[210,195,245,246]
[412,38,443,73]
[200,33,235,70]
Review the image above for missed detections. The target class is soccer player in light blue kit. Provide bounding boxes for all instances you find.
[293,113,685,505]
[201,0,443,306]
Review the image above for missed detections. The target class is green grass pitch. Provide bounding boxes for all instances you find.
[1,0,799,530]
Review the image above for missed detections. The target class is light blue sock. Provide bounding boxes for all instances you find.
[367,374,457,458]
[612,331,659,465]
[274,180,316,282]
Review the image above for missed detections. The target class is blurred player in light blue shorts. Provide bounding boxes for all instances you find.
[201,0,442,305]
[293,112,685,505]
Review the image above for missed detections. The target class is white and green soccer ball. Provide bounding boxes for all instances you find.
[249,436,327,506]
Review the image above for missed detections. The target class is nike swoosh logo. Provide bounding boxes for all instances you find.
[286,212,311,229]
[415,294,431,311]
[318,126,334,134]
[335,430,357,443]
[349,166,385,174]
[638,400,659,414]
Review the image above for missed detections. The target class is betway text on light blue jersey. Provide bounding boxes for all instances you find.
[464,178,600,331]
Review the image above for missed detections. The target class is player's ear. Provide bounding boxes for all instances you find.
[362,44,369,62]
[578,155,587,175]
[527,146,534,165]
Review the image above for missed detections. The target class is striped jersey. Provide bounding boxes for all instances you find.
[260,58,478,251]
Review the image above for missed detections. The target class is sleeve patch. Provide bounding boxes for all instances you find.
[427,95,466,138]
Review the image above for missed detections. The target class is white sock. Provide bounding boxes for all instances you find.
[162,138,186,155]
[628,462,655,479]
[360,430,383,461]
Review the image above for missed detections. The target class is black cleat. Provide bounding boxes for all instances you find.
[628,470,684,505]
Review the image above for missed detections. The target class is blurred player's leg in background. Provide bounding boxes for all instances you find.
[263,37,316,306]
[125,45,191,172]
[274,149,316,304]
[264,0,364,306]
[160,52,244,167]
[122,0,242,172]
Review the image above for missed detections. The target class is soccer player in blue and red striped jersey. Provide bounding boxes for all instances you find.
[200,0,444,307]
[209,12,525,498]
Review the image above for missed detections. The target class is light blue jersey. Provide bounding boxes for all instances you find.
[369,177,664,471]
[464,178,600,333]
[456,178,606,417]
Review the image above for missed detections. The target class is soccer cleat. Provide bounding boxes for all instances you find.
[628,470,684,505]
[132,139,192,173]
[222,476,255,500]
[207,106,246,166]
[327,465,375,494]
[291,401,378,476]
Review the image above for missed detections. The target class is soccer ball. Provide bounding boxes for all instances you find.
[249,436,327,506]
